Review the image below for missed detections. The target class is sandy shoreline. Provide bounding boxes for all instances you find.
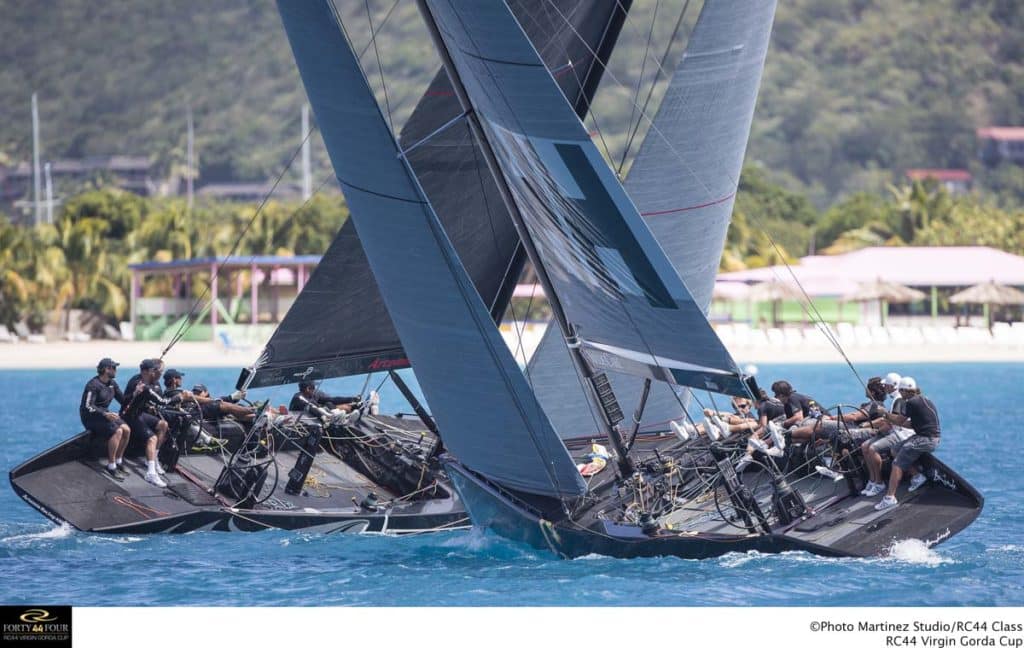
[1,338,1023,370]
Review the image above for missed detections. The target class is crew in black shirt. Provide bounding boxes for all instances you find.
[123,358,170,486]
[288,381,361,414]
[80,357,130,481]
[875,377,941,510]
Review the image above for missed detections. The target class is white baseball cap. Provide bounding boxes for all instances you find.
[882,372,902,387]
[898,376,917,391]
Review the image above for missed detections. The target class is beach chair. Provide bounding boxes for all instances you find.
[13,322,46,344]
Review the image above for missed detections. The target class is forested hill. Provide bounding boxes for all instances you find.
[1,0,1023,206]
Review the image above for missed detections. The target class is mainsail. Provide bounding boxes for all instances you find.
[419,0,747,397]
[529,0,779,438]
[277,0,586,498]
[250,1,630,387]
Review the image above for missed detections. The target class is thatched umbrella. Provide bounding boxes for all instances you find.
[748,280,803,326]
[949,280,1024,330]
[842,278,926,326]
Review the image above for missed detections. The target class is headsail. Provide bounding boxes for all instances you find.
[250,1,629,388]
[277,0,585,497]
[529,0,779,437]
[420,0,747,397]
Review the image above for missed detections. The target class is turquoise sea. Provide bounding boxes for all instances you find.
[0,363,1021,606]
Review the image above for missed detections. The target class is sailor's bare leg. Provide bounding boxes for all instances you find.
[106,429,122,465]
[863,442,882,484]
[885,464,904,498]
[115,424,130,462]
[145,435,158,462]
[218,402,256,421]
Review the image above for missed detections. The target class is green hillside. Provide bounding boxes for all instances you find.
[1,0,1023,205]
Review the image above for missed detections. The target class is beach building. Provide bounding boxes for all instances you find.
[904,168,972,195]
[126,255,319,346]
[716,246,1024,321]
[977,127,1024,166]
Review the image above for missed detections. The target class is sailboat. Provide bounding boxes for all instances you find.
[279,0,982,558]
[9,0,634,534]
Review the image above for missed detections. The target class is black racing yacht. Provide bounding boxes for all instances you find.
[279,0,982,559]
[10,0,634,535]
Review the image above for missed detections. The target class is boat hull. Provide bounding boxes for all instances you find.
[11,431,469,535]
[443,454,982,560]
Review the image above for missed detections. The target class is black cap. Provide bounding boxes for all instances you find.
[163,369,184,385]
[192,384,208,395]
[97,357,119,370]
[298,380,315,390]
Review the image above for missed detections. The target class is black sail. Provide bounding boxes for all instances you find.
[277,0,586,498]
[529,0,779,438]
[420,0,747,397]
[250,1,628,387]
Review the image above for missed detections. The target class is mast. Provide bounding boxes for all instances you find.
[44,162,53,224]
[31,93,42,227]
[414,0,635,479]
[301,103,312,200]
[186,103,194,215]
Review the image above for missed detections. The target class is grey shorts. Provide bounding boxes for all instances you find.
[870,430,906,455]
[894,435,939,471]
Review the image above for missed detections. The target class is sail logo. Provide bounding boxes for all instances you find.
[368,357,410,370]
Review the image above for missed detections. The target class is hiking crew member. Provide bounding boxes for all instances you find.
[289,381,361,413]
[79,357,130,481]
[875,377,940,511]
[123,358,169,487]
[192,384,257,422]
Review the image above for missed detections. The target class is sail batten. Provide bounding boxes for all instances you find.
[421,0,744,396]
[276,0,585,498]
[530,0,779,436]
[250,1,628,388]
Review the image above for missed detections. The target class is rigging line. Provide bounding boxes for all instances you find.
[160,126,318,359]
[364,0,395,134]
[465,119,507,263]
[541,0,716,199]
[617,0,690,177]
[511,280,539,369]
[749,222,866,389]
[618,0,660,176]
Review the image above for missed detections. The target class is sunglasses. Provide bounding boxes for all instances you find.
[737,404,751,409]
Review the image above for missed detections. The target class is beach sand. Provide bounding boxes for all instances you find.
[1,334,1022,370]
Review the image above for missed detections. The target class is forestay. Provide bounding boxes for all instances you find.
[250,1,629,387]
[277,0,586,498]
[529,0,779,437]
[420,0,747,397]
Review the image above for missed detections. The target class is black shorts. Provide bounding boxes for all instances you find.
[128,412,162,440]
[199,400,221,420]
[82,412,123,438]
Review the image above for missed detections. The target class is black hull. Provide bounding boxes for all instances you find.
[11,431,469,535]
[443,453,983,560]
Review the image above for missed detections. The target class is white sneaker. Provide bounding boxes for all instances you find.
[747,437,784,458]
[712,415,731,439]
[153,462,166,476]
[145,472,167,488]
[859,481,884,496]
[670,420,690,443]
[815,466,843,481]
[768,421,786,450]
[703,418,720,441]
[874,495,898,511]
[908,473,927,492]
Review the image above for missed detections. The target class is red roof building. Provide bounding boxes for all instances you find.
[905,168,972,194]
[977,126,1024,165]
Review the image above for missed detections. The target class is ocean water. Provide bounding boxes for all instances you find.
[0,363,1021,606]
